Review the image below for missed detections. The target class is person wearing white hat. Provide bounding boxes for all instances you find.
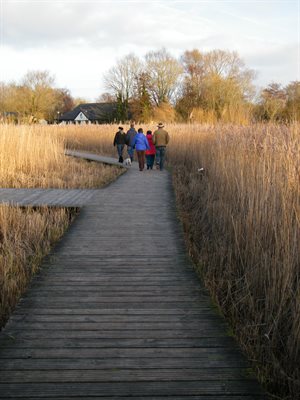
[152,123,170,170]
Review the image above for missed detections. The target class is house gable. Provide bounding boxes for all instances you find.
[75,111,89,122]
[59,103,118,123]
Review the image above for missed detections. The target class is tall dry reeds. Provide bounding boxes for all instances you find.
[168,123,300,399]
[0,124,123,188]
[56,124,115,156]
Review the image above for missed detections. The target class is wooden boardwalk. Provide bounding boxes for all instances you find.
[0,151,266,399]
[0,188,98,207]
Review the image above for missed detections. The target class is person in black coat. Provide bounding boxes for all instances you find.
[113,127,126,163]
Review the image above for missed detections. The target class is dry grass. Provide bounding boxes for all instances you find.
[0,124,124,188]
[55,122,300,399]
[57,124,116,156]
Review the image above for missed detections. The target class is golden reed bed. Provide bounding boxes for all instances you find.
[0,123,299,398]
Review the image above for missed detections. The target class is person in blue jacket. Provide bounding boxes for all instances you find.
[132,128,150,171]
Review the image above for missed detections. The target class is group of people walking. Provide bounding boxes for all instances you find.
[113,122,170,171]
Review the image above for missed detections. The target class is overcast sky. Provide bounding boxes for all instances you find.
[0,0,299,101]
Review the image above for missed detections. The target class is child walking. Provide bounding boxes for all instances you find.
[145,130,156,170]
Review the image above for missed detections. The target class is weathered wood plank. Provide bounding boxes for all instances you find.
[0,347,245,360]
[0,337,236,349]
[0,397,264,400]
[0,381,264,397]
[8,313,217,323]
[10,307,212,315]
[0,188,97,207]
[65,150,128,169]
[0,368,256,383]
[1,397,265,400]
[1,329,230,340]
[0,357,253,371]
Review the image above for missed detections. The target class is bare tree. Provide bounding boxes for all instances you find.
[96,92,116,103]
[103,53,142,102]
[103,53,142,121]
[145,48,183,106]
[22,70,55,91]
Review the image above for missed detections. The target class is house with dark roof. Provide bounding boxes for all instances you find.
[59,103,118,124]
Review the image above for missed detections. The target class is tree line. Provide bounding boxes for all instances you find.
[0,71,85,123]
[103,49,300,123]
[1,48,299,124]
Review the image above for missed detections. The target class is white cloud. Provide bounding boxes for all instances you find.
[245,43,299,87]
[0,44,116,100]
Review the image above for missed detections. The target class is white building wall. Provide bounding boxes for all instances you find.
[75,112,89,122]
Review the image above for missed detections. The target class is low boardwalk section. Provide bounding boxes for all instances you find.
[0,188,98,207]
[0,151,266,399]
[65,149,130,169]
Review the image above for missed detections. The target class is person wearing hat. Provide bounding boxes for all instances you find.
[152,122,170,170]
[113,126,126,163]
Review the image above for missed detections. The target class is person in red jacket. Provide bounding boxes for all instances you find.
[145,130,156,170]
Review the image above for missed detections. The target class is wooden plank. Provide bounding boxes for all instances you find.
[8,312,218,323]
[10,308,214,316]
[0,381,264,396]
[65,150,128,169]
[0,188,99,207]
[26,287,207,295]
[0,368,256,383]
[2,329,231,340]
[0,348,245,361]
[0,357,252,371]
[0,337,236,349]
[0,397,265,400]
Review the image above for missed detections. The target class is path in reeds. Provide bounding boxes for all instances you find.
[0,151,266,399]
